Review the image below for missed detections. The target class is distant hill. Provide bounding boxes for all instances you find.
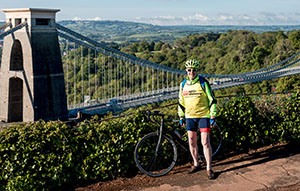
[2,20,300,43]
[57,20,300,43]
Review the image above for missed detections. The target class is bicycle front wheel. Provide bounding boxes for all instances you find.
[134,132,177,177]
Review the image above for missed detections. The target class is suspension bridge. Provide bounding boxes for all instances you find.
[1,8,300,121]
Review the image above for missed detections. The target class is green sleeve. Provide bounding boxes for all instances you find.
[178,83,185,117]
[204,82,217,117]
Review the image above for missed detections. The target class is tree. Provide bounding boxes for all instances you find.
[250,46,270,69]
[149,41,155,51]
[152,52,166,63]
[288,30,300,49]
[161,43,172,50]
[154,41,164,51]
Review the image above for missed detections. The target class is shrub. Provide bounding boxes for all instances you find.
[1,95,300,190]
[278,92,300,143]
[0,110,156,190]
[0,121,75,191]
[217,96,265,153]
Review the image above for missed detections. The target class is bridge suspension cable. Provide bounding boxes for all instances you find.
[56,23,184,75]
[0,22,11,31]
[60,39,183,108]
[57,23,300,81]
[56,23,300,113]
[0,22,27,39]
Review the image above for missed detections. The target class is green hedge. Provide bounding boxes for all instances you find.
[1,93,300,190]
[217,96,263,153]
[278,92,300,143]
[217,92,300,154]
[0,112,156,191]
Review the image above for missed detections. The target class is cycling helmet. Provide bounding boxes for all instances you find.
[185,59,199,69]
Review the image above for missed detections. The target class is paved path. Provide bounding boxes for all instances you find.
[140,145,300,191]
[75,143,300,191]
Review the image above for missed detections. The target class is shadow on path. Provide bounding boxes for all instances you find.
[214,143,300,176]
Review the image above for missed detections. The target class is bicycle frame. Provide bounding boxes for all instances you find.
[155,116,189,153]
[155,114,219,160]
[154,117,164,157]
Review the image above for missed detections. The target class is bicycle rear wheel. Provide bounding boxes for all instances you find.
[134,132,177,177]
[198,125,222,158]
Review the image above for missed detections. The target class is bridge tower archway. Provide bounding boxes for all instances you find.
[0,8,68,122]
[10,39,24,71]
[8,78,23,122]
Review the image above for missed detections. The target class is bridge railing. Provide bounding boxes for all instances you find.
[68,86,179,109]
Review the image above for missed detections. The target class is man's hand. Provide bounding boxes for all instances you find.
[180,118,185,127]
[210,118,216,128]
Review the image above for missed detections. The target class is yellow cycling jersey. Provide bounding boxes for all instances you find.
[178,76,217,118]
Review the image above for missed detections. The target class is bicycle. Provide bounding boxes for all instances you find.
[134,110,222,177]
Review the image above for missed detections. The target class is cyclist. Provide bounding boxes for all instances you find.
[178,59,217,179]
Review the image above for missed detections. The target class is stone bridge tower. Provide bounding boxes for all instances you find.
[0,8,68,122]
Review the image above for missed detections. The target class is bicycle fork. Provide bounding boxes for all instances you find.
[154,117,164,156]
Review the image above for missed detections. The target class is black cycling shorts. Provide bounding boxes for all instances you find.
[186,118,210,132]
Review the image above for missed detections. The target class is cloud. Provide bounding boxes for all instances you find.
[71,17,103,21]
[72,17,82,21]
[189,13,209,21]
[87,17,103,21]
[70,12,300,25]
[133,12,300,25]
[259,12,298,25]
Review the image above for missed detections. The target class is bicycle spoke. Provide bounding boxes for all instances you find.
[144,156,157,171]
[134,132,177,177]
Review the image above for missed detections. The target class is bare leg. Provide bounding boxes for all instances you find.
[201,132,212,171]
[187,130,199,167]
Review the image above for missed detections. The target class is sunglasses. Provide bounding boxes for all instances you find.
[186,68,197,72]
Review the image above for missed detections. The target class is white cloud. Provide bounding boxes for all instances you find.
[190,13,209,21]
[259,12,300,25]
[87,17,103,21]
[71,16,103,21]
[72,17,82,21]
[70,12,300,25]
[153,16,175,19]
[133,12,300,25]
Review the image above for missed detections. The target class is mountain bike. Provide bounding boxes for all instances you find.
[134,111,222,177]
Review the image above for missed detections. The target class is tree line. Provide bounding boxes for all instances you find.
[62,29,300,101]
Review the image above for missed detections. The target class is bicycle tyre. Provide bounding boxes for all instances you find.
[198,125,222,158]
[134,132,177,177]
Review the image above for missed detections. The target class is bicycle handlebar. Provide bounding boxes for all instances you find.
[143,110,219,128]
[143,110,178,124]
[143,110,161,124]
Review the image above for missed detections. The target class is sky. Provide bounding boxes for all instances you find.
[1,0,300,26]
